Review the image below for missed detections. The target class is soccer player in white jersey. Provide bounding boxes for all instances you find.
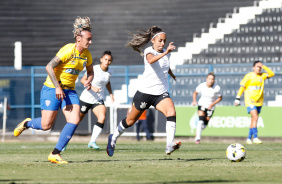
[79,50,114,149]
[106,26,181,157]
[192,72,222,144]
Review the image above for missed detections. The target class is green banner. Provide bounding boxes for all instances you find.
[175,106,282,137]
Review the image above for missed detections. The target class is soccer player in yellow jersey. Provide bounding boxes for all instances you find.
[235,61,275,144]
[13,16,94,164]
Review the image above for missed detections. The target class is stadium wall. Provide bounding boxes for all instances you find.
[0,64,282,137]
[176,106,282,137]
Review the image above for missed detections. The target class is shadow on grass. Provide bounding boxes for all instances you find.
[0,179,30,183]
[72,157,223,163]
[161,180,239,184]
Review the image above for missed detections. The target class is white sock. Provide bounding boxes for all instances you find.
[166,121,176,147]
[112,121,127,141]
[90,125,102,143]
[195,120,205,141]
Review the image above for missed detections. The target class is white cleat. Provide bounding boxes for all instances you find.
[253,138,262,144]
[246,139,252,145]
[165,141,181,155]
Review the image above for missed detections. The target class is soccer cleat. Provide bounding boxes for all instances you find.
[246,139,253,144]
[253,138,263,144]
[88,142,99,149]
[48,153,68,164]
[107,134,116,157]
[166,141,181,155]
[195,139,200,144]
[14,118,31,137]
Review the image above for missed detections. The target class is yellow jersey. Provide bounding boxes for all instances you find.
[240,72,268,107]
[44,43,93,90]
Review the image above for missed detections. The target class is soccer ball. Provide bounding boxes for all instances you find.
[226,143,246,162]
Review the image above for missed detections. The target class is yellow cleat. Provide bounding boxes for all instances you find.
[14,118,31,137]
[246,139,253,144]
[253,138,263,144]
[48,153,68,164]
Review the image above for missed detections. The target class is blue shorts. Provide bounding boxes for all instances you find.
[40,85,80,111]
[247,105,262,114]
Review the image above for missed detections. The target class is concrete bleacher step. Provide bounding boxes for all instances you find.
[268,95,282,106]
[0,0,255,67]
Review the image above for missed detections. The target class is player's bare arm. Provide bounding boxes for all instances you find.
[46,56,62,88]
[80,75,100,92]
[84,64,94,90]
[208,96,222,110]
[192,91,197,106]
[146,42,175,64]
[46,56,65,100]
[106,81,114,102]
[168,68,176,81]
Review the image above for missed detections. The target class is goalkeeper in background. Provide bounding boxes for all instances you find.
[235,61,275,144]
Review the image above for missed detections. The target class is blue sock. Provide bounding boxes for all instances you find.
[26,118,43,130]
[247,128,253,139]
[253,128,258,138]
[55,123,78,151]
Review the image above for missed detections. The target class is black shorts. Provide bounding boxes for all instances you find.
[132,90,170,111]
[198,106,214,117]
[80,99,105,114]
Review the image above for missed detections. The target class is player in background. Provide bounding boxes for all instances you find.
[235,61,275,144]
[107,26,181,157]
[79,50,114,150]
[192,72,222,144]
[13,16,94,164]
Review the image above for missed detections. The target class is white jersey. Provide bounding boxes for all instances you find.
[196,82,221,110]
[80,65,112,104]
[138,46,170,95]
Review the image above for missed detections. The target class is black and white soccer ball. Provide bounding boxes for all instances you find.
[226,143,246,162]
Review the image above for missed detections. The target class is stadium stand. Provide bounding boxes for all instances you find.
[3,0,282,133]
[188,7,282,65]
[0,0,254,66]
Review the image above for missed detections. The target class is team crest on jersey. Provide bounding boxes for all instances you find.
[45,100,51,107]
[81,106,87,112]
[140,102,147,109]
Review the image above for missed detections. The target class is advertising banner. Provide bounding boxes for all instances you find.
[175,106,282,137]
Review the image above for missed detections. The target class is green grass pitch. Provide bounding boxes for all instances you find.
[0,140,281,183]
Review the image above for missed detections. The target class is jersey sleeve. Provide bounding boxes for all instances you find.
[240,73,250,87]
[56,44,73,63]
[195,83,202,93]
[216,86,222,97]
[144,47,155,57]
[86,51,93,67]
[108,69,113,77]
[261,73,268,80]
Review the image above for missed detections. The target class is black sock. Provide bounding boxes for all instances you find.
[52,148,60,155]
[23,122,28,128]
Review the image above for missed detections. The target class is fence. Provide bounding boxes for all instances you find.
[0,63,281,134]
